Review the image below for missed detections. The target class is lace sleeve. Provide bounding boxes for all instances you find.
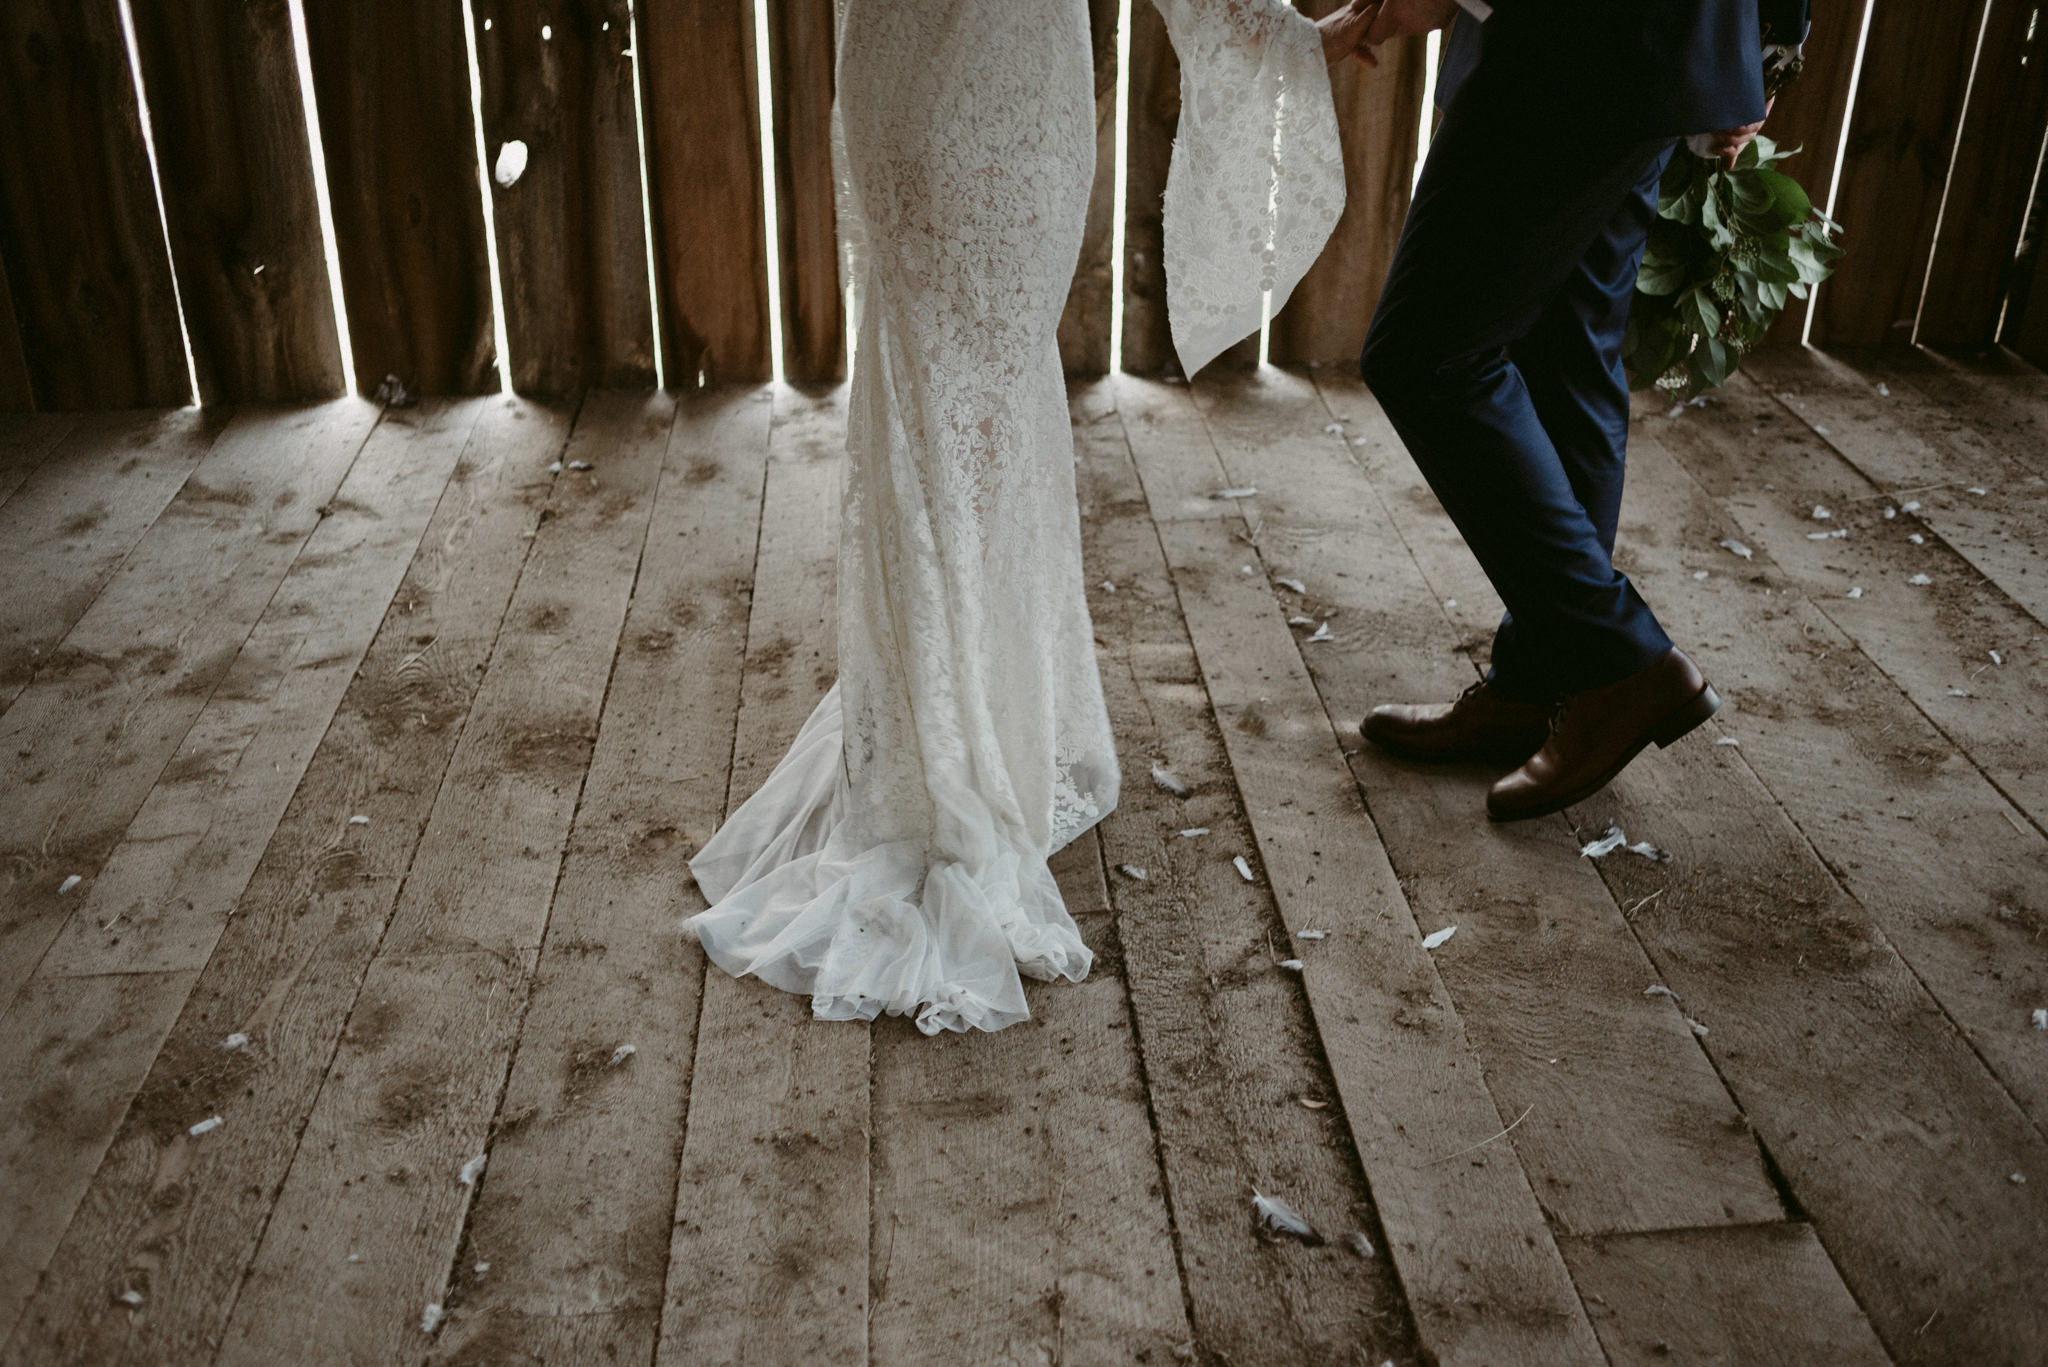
[1153,0,1345,377]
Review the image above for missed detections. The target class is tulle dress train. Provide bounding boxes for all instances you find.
[686,0,1346,1033]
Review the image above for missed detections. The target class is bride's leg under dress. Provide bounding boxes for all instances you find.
[685,0,1117,1035]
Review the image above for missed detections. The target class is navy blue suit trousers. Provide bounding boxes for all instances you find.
[1361,62,1682,703]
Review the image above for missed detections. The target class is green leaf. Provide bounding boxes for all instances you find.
[1703,188,1738,248]
[1700,335,1733,387]
[1753,167,1811,224]
[1752,250,1801,285]
[1637,254,1689,295]
[1690,288,1722,339]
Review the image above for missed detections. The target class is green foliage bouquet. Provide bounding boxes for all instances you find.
[1624,135,1843,400]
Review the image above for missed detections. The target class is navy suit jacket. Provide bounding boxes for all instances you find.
[1437,0,1812,140]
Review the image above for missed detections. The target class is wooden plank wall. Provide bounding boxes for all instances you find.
[125,0,345,404]
[1919,0,2048,347]
[1757,0,1868,346]
[766,0,844,383]
[301,0,498,396]
[1813,0,1989,347]
[5,0,2048,409]
[1058,0,1122,377]
[475,0,658,392]
[638,0,773,385]
[0,0,189,410]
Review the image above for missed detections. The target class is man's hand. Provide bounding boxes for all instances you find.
[1319,0,1381,67]
[1688,98,1774,171]
[1361,0,1461,47]
[1687,120,1766,171]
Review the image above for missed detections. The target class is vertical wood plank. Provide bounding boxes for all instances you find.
[1919,0,2048,346]
[302,0,497,395]
[1121,2,1177,375]
[639,0,772,383]
[0,260,33,412]
[2014,243,2048,367]
[0,0,188,410]
[1268,30,1426,366]
[476,0,656,392]
[1998,140,2048,360]
[1121,5,1260,375]
[767,0,844,383]
[1813,0,1987,348]
[1057,0,1119,377]
[125,0,346,404]
[1758,0,1869,345]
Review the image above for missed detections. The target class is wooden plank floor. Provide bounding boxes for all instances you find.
[2,350,2043,1367]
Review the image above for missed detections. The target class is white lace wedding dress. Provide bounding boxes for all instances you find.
[686,0,1345,1033]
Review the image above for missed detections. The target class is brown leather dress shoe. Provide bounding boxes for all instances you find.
[1487,648,1720,822]
[1362,679,1552,764]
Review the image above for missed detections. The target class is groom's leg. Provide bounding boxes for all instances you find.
[1361,96,1674,704]
[1489,144,1675,694]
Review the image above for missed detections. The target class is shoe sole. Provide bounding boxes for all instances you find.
[1360,724,1549,768]
[1485,683,1722,824]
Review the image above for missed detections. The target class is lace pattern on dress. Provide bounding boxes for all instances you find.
[685,0,1343,1034]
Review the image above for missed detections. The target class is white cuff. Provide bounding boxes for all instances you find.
[1455,0,1493,19]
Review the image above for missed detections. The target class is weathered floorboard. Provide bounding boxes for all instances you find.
[0,414,78,510]
[0,404,483,1347]
[0,972,199,1349]
[1,398,572,1367]
[1747,350,2048,627]
[1561,1224,1891,1367]
[39,402,486,978]
[654,387,868,1367]
[1283,370,1783,1237]
[1659,369,2048,832]
[1622,417,2048,1132]
[212,393,670,1367]
[1080,379,1421,1367]
[1121,368,1604,1365]
[0,402,377,1009]
[868,972,1189,1365]
[0,409,225,706]
[377,394,680,959]
[1563,482,2048,1366]
[439,389,770,1345]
